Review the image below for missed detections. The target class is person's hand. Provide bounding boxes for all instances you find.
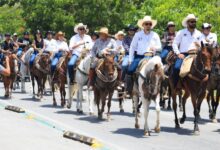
[103,49,110,55]
[78,40,85,46]
[202,74,209,82]
[178,54,185,59]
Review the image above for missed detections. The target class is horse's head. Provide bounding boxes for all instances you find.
[102,54,115,80]
[146,64,164,96]
[40,53,51,72]
[200,41,213,73]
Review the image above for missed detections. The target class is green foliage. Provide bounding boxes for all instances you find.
[0,4,25,35]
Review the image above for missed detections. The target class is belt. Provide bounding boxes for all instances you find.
[144,52,154,57]
[188,49,198,55]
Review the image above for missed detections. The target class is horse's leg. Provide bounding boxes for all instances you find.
[211,90,219,123]
[95,90,101,119]
[178,92,183,111]
[78,85,83,113]
[180,90,190,124]
[107,92,113,121]
[134,93,140,129]
[31,74,36,99]
[155,96,161,133]
[88,86,94,115]
[63,86,66,106]
[207,91,212,118]
[167,86,172,110]
[191,93,200,135]
[100,93,107,119]
[211,90,216,120]
[52,83,57,106]
[60,84,65,107]
[118,87,124,113]
[172,91,180,128]
[143,98,151,136]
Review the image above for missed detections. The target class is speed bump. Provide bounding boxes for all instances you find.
[5,105,25,113]
[63,131,96,145]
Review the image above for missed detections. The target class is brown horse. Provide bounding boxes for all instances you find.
[2,54,17,98]
[94,55,118,120]
[169,42,213,135]
[51,52,70,107]
[30,53,51,100]
[207,51,220,122]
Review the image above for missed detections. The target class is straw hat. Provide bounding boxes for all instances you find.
[57,31,64,36]
[182,14,197,27]
[137,16,157,29]
[115,31,126,39]
[74,23,89,33]
[98,27,110,36]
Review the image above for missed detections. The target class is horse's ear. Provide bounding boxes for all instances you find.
[154,64,159,72]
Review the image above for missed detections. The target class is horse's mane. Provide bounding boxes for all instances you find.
[140,56,163,77]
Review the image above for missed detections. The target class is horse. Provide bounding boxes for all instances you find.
[169,42,213,135]
[67,55,93,114]
[207,52,220,123]
[94,54,118,120]
[133,56,164,136]
[2,54,17,98]
[30,52,51,101]
[51,52,70,107]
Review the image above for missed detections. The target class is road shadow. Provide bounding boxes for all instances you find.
[111,111,134,117]
[77,116,104,124]
[213,129,220,134]
[56,110,86,116]
[161,126,192,135]
[40,104,63,109]
[112,128,157,138]
[185,117,211,124]
[20,97,41,102]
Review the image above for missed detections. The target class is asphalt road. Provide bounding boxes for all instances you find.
[0,81,219,150]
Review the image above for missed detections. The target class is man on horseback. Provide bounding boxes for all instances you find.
[126,16,161,92]
[68,23,92,84]
[88,27,118,89]
[44,31,57,54]
[172,14,203,87]
[17,31,32,57]
[160,21,176,64]
[201,23,217,48]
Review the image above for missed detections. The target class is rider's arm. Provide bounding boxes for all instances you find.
[213,33,218,48]
[0,56,10,76]
[69,36,84,51]
[32,40,37,50]
[172,30,182,55]
[152,33,162,52]
[129,33,138,63]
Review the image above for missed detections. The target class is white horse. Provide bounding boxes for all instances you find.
[20,48,33,93]
[67,55,94,114]
[133,56,164,136]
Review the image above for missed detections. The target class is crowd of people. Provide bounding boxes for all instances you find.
[0,13,218,92]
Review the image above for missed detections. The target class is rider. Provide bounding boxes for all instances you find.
[68,23,92,84]
[17,31,32,57]
[91,31,99,47]
[44,31,57,54]
[51,31,69,76]
[201,23,217,47]
[29,30,45,68]
[88,27,117,89]
[114,30,125,62]
[12,33,19,48]
[126,16,161,90]
[121,24,138,81]
[160,21,176,64]
[172,14,202,87]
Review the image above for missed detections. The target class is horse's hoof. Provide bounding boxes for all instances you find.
[132,110,135,114]
[144,131,151,136]
[137,112,141,118]
[175,124,180,129]
[180,117,186,124]
[53,102,57,106]
[79,110,83,114]
[135,123,140,129]
[179,106,183,112]
[32,96,35,99]
[154,127,161,133]
[67,104,71,109]
[89,112,94,116]
[21,90,26,93]
[212,118,218,123]
[193,130,200,136]
[120,109,124,113]
[167,106,172,110]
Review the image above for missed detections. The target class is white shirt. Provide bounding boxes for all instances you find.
[0,65,4,72]
[201,32,217,47]
[55,40,69,53]
[129,30,161,62]
[173,28,202,55]
[44,38,57,52]
[116,40,124,54]
[69,34,92,56]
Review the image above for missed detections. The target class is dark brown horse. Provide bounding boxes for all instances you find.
[51,52,70,107]
[169,42,213,135]
[94,55,118,120]
[30,53,51,100]
[207,50,220,123]
[2,54,17,98]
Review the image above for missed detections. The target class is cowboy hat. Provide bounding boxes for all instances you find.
[115,31,126,39]
[98,27,110,36]
[56,31,65,36]
[74,23,89,33]
[182,14,198,27]
[166,21,175,30]
[202,23,212,29]
[125,24,138,31]
[137,16,157,29]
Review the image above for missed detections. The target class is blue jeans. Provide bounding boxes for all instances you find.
[127,55,152,75]
[68,54,78,80]
[0,53,4,65]
[160,46,172,64]
[17,48,23,57]
[121,55,129,80]
[172,53,188,87]
[51,51,63,74]
[29,50,38,68]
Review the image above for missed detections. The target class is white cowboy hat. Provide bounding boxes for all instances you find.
[115,31,126,39]
[137,16,157,29]
[74,23,89,33]
[202,23,212,29]
[182,14,198,27]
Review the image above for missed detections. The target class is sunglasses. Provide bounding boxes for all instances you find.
[189,21,196,24]
[143,23,152,26]
[78,28,85,31]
